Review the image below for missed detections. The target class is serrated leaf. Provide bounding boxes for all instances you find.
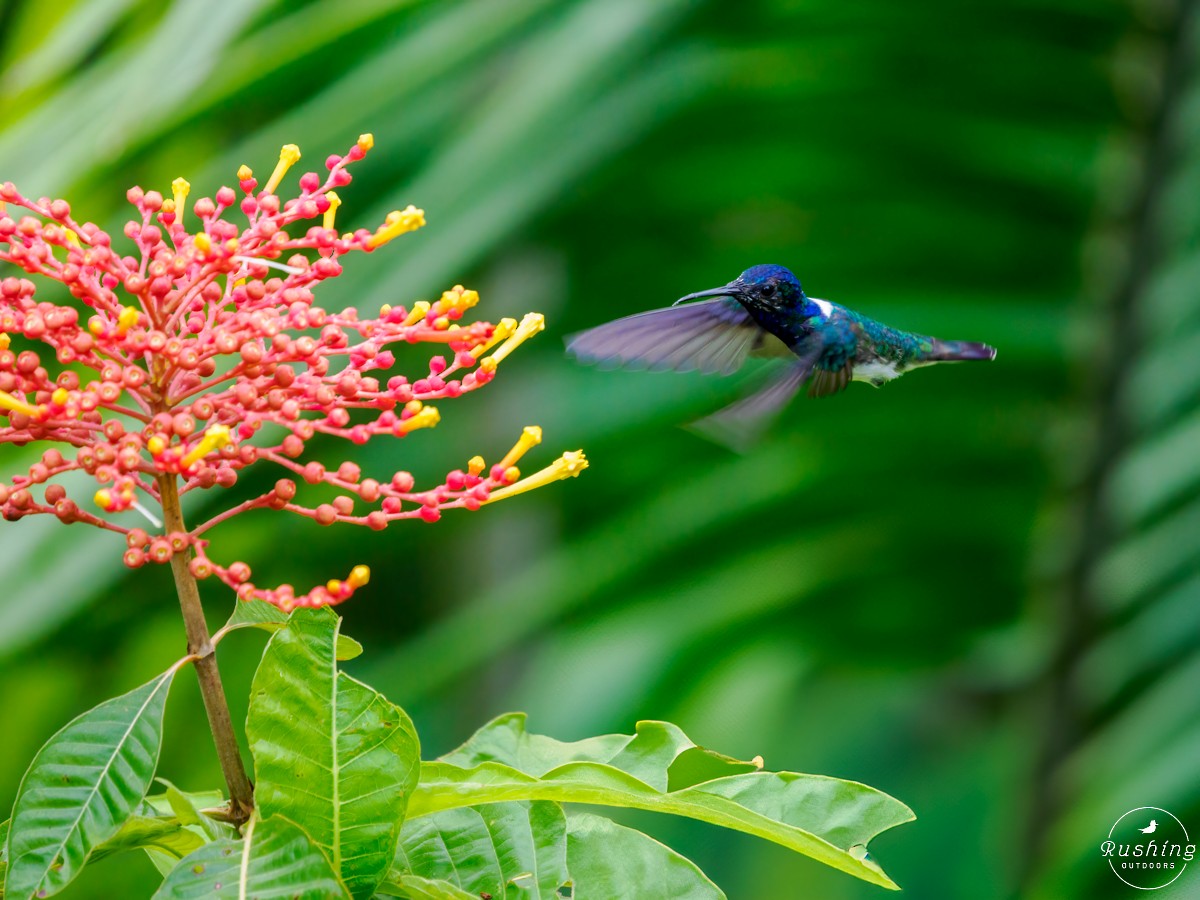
[247,607,420,898]
[392,800,569,898]
[152,814,349,899]
[567,811,724,899]
[411,715,911,890]
[4,670,174,900]
[224,600,363,660]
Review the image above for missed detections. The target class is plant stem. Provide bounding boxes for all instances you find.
[156,472,255,824]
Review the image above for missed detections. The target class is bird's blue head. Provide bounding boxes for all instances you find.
[674,264,808,317]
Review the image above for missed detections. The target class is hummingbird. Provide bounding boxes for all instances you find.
[567,264,996,445]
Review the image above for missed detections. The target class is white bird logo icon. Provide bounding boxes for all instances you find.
[1140,820,1158,834]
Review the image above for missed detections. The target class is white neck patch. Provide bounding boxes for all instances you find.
[811,297,833,318]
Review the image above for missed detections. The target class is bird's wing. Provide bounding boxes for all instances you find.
[807,321,862,398]
[689,351,820,450]
[807,360,854,397]
[566,298,782,376]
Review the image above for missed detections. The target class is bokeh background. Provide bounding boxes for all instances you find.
[2,1,1199,897]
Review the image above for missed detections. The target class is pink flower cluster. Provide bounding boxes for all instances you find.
[0,135,586,610]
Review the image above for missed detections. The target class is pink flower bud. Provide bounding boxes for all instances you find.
[359,478,380,502]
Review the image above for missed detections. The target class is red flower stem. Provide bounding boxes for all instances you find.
[192,493,274,536]
[156,471,254,824]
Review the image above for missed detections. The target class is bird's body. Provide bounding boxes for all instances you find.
[1140,820,1158,834]
[788,299,994,388]
[567,264,995,444]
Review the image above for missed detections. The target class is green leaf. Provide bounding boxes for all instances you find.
[389,800,726,899]
[393,800,570,898]
[247,607,420,898]
[224,600,364,660]
[410,715,911,890]
[442,713,758,790]
[4,670,174,900]
[136,784,238,879]
[152,814,349,899]
[89,815,205,864]
[380,873,477,899]
[0,818,9,891]
[566,811,724,899]
[152,780,231,841]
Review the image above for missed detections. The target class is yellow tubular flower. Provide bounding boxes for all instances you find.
[489,313,545,365]
[0,389,38,417]
[467,455,486,476]
[485,450,588,504]
[264,144,301,195]
[181,424,232,468]
[402,301,430,327]
[498,426,542,470]
[437,285,480,316]
[323,192,341,230]
[172,178,191,221]
[398,406,440,434]
[117,306,139,336]
[348,565,370,588]
[366,205,426,249]
[0,332,9,351]
[471,318,516,360]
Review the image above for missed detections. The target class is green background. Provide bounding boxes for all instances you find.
[1,0,1198,897]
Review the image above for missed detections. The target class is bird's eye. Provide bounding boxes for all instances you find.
[761,283,776,297]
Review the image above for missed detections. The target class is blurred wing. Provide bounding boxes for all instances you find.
[566,298,785,376]
[807,321,861,397]
[807,360,854,397]
[690,355,817,451]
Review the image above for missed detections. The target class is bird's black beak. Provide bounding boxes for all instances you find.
[672,283,742,307]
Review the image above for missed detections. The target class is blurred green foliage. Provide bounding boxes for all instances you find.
[1,0,1198,897]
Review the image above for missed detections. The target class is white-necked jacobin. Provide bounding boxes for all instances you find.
[567,264,996,445]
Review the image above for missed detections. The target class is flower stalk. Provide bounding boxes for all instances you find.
[156,473,254,824]
[0,132,588,820]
